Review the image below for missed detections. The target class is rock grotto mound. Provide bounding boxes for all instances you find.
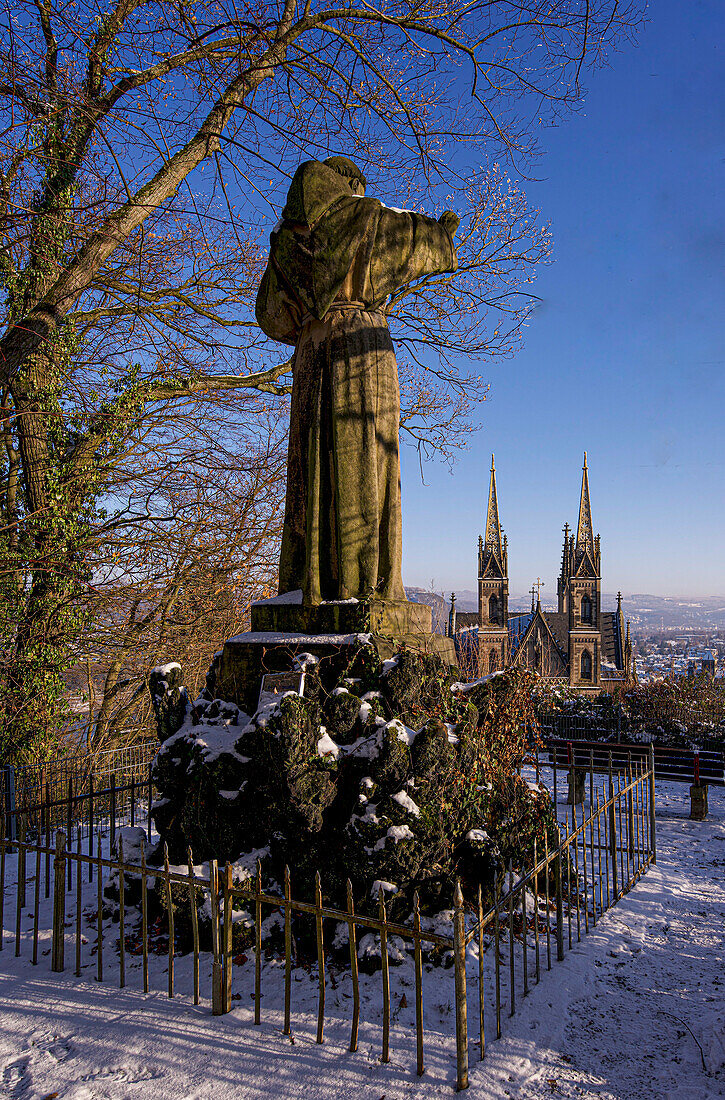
[148,640,554,926]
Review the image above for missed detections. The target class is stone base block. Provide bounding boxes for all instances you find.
[689,783,709,821]
[215,628,456,717]
[250,596,432,636]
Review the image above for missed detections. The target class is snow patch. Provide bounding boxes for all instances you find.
[317,731,340,759]
[392,790,420,817]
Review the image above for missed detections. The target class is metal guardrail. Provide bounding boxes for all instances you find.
[1,740,158,841]
[543,738,724,788]
[537,707,725,748]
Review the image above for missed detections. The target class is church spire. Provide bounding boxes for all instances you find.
[575,451,594,556]
[484,454,503,560]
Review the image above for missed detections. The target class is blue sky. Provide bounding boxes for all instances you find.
[401,0,724,599]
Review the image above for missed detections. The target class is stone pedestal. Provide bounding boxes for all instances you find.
[214,596,457,716]
[689,784,709,821]
[250,596,432,636]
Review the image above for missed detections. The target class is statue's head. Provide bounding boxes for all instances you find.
[324,156,366,197]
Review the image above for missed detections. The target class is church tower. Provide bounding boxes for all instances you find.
[478,455,509,673]
[559,454,602,688]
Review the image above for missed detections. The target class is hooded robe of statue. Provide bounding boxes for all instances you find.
[256,160,457,604]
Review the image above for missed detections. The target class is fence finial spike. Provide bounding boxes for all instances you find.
[454,878,464,908]
[284,864,291,886]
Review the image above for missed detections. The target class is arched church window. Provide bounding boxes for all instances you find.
[581,594,592,624]
[489,594,499,624]
[581,649,593,681]
[489,649,498,673]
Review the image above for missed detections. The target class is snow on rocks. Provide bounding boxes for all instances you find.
[370,879,398,898]
[392,789,420,817]
[316,730,340,759]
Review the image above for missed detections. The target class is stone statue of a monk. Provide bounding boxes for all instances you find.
[256,157,459,604]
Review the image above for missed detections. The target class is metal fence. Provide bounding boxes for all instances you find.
[1,740,158,841]
[538,704,725,746]
[0,750,656,1091]
[536,739,724,796]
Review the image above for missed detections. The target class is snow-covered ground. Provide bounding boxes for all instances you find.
[1,778,723,1099]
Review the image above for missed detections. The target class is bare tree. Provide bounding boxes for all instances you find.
[84,398,286,749]
[0,0,642,759]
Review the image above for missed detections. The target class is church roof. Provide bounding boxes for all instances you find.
[544,611,569,654]
[508,604,568,667]
[454,611,480,630]
[508,612,533,658]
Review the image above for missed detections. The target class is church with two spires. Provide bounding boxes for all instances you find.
[475,454,633,691]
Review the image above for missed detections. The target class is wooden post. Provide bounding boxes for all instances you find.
[648,744,656,864]
[379,885,390,1064]
[51,829,66,972]
[347,879,360,1054]
[453,880,469,1090]
[222,863,233,1014]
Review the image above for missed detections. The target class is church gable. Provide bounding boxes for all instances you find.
[509,608,568,678]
